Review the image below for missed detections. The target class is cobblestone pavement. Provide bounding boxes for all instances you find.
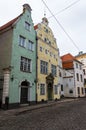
[0,98,86,130]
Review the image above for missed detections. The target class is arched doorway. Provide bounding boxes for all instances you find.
[20,80,30,104]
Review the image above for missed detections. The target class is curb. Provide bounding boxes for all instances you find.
[15,98,78,116]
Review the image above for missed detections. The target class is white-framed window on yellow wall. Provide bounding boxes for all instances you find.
[40,84,45,95]
[54,85,58,94]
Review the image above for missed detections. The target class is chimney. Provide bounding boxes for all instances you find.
[23,4,32,12]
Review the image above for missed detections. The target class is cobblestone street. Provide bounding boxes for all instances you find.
[0,98,86,130]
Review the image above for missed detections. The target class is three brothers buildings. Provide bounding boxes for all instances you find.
[0,4,85,109]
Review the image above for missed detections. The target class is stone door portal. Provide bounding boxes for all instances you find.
[46,73,54,101]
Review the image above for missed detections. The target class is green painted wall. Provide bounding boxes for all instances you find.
[9,9,36,103]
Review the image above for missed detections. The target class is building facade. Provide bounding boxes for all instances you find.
[0,4,36,108]
[34,17,60,102]
[75,52,86,94]
[61,53,85,98]
[57,51,64,98]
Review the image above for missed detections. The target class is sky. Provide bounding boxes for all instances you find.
[0,0,86,56]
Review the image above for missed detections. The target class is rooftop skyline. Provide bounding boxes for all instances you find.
[0,0,86,56]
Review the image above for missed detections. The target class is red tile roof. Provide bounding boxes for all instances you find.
[0,14,22,31]
[61,53,82,69]
[61,53,76,62]
[62,61,74,69]
[34,24,38,30]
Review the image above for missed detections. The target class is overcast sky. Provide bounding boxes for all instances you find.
[0,0,86,56]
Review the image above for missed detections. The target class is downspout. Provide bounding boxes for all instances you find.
[73,68,76,97]
[35,31,38,103]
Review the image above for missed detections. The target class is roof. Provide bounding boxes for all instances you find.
[34,24,38,30]
[61,53,76,62]
[61,53,82,69]
[75,52,86,57]
[0,14,22,31]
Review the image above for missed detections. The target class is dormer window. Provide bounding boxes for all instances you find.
[25,21,31,31]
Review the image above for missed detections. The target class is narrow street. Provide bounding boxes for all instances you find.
[0,98,86,130]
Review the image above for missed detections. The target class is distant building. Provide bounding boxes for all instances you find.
[34,17,60,102]
[75,51,86,94]
[0,4,36,108]
[61,53,85,97]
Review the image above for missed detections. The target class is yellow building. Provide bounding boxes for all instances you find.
[75,52,86,93]
[34,17,60,102]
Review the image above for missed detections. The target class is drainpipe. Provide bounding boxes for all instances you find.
[35,32,38,103]
[73,69,76,97]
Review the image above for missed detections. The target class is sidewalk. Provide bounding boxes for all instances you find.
[0,98,78,117]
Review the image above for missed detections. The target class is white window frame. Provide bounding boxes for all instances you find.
[19,35,26,47]
[20,57,32,73]
[40,84,45,95]
[51,64,57,76]
[25,21,31,31]
[40,60,48,74]
[54,85,58,94]
[28,40,34,51]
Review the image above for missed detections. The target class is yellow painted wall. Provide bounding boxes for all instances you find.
[36,18,60,102]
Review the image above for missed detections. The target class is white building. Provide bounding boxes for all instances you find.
[61,53,85,98]
[75,51,86,94]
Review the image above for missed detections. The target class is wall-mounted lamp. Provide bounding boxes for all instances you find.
[11,75,14,81]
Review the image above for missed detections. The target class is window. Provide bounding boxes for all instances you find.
[84,79,86,85]
[76,63,78,68]
[40,47,42,52]
[20,57,32,72]
[69,79,71,82]
[40,60,48,74]
[80,65,81,70]
[40,84,45,95]
[50,52,52,57]
[80,74,83,82]
[59,71,62,77]
[49,41,51,45]
[54,85,58,94]
[54,55,56,58]
[51,64,57,76]
[19,35,26,47]
[25,22,31,31]
[44,38,47,42]
[28,40,34,51]
[69,89,73,93]
[81,87,84,94]
[76,73,79,81]
[45,28,48,33]
[85,88,86,93]
[77,87,80,94]
[61,85,63,91]
[45,49,48,54]
[83,69,85,75]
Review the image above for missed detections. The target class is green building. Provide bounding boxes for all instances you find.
[0,4,36,108]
